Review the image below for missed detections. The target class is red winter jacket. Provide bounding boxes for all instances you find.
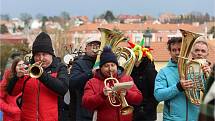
[82,70,143,121]
[7,58,69,121]
[10,74,59,121]
[0,69,21,121]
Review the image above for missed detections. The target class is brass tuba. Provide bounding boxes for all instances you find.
[93,28,128,69]
[104,73,134,115]
[178,29,207,105]
[114,47,136,75]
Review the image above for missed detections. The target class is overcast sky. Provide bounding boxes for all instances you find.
[0,0,214,19]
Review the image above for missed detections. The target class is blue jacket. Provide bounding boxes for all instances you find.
[154,59,199,121]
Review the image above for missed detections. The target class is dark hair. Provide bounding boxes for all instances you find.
[8,57,23,80]
[1,57,23,92]
[10,51,21,59]
[167,37,182,51]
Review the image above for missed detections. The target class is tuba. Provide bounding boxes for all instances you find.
[114,47,136,75]
[178,29,207,105]
[93,28,128,69]
[104,73,134,115]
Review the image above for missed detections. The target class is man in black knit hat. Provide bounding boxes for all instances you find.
[7,32,69,121]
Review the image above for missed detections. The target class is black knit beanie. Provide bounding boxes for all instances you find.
[100,46,118,67]
[32,32,54,56]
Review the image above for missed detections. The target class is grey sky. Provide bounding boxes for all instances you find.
[0,0,214,19]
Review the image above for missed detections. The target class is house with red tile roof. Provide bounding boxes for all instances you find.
[0,34,28,45]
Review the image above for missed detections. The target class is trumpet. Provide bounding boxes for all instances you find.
[28,61,44,78]
[104,72,134,115]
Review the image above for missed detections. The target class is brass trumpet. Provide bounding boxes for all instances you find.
[104,73,134,115]
[28,61,44,78]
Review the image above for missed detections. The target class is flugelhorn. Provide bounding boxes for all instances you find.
[28,61,44,78]
[104,72,134,115]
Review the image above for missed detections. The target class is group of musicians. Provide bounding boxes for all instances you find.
[0,30,214,121]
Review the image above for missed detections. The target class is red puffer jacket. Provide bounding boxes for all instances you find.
[10,73,58,121]
[0,69,21,121]
[82,71,143,121]
[7,58,69,121]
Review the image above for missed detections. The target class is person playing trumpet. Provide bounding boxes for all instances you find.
[6,32,69,121]
[82,46,142,121]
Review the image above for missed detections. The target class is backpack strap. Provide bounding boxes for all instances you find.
[22,76,31,93]
[16,76,31,109]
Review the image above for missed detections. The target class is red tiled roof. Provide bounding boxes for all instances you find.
[151,42,170,61]
[207,40,215,64]
[0,34,27,40]
[117,40,215,63]
[117,41,169,62]
[0,34,27,44]
[70,23,203,33]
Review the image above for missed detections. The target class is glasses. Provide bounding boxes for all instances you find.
[88,43,100,48]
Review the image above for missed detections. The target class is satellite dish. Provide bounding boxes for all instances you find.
[63,54,74,64]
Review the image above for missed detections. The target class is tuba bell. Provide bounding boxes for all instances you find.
[114,47,136,75]
[178,29,208,105]
[93,28,128,69]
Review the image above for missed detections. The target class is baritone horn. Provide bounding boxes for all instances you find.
[28,61,44,78]
[177,29,206,105]
[104,72,134,115]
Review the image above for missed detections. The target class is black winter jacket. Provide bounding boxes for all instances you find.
[131,57,158,121]
[69,55,96,121]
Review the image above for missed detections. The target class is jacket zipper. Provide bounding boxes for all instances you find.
[186,97,188,121]
[36,81,40,121]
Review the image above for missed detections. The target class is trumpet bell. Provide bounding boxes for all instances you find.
[29,63,43,78]
[121,105,134,115]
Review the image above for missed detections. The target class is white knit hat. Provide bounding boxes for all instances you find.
[86,37,100,45]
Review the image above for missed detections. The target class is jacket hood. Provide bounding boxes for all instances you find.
[82,54,96,62]
[166,59,178,68]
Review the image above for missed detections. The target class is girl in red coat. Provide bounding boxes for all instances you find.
[0,58,23,121]
[82,46,143,121]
